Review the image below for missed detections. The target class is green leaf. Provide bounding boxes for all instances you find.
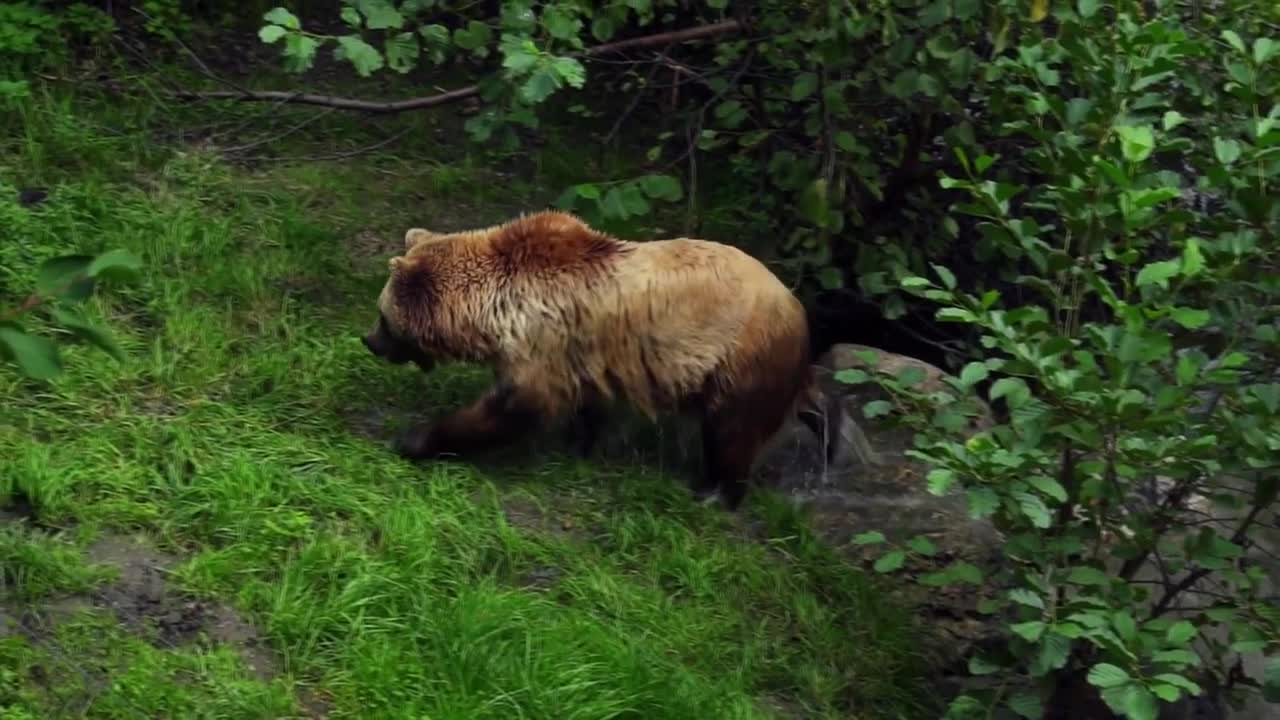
[639,174,683,202]
[896,366,926,386]
[1077,0,1100,17]
[949,562,983,584]
[618,183,650,217]
[385,32,419,73]
[852,531,886,545]
[1011,621,1046,642]
[833,368,869,385]
[1135,259,1180,288]
[1116,126,1157,165]
[862,400,892,418]
[1152,649,1200,666]
[1221,29,1247,55]
[263,7,300,30]
[791,72,818,101]
[501,39,539,73]
[1170,308,1210,329]
[87,249,142,281]
[551,57,586,88]
[916,73,942,98]
[520,67,563,103]
[1026,475,1068,503]
[1255,38,1278,65]
[1087,663,1131,689]
[340,6,361,27]
[835,131,858,152]
[966,487,999,519]
[1008,691,1042,719]
[817,267,843,290]
[259,24,287,43]
[1113,611,1137,642]
[336,35,384,76]
[357,0,403,30]
[1009,588,1044,609]
[453,20,492,51]
[901,276,931,289]
[283,34,320,72]
[1181,238,1204,276]
[874,550,906,573]
[1115,125,1155,163]
[959,362,989,387]
[989,377,1030,407]
[0,325,62,380]
[1016,492,1052,528]
[36,255,93,297]
[931,264,956,290]
[926,468,955,495]
[1213,137,1242,165]
[1122,685,1158,720]
[591,15,616,42]
[797,178,830,227]
[1153,674,1202,695]
[543,5,581,40]
[601,187,628,219]
[1163,111,1187,131]
[907,535,938,556]
[51,308,124,362]
[1166,621,1197,644]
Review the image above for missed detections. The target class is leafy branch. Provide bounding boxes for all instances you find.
[0,250,143,380]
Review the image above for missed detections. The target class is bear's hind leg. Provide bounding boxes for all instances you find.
[698,352,807,510]
[700,410,774,510]
[565,401,607,458]
[396,380,547,460]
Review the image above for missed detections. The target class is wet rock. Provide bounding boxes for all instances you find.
[756,343,1006,669]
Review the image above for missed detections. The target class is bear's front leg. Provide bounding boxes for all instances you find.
[395,380,545,460]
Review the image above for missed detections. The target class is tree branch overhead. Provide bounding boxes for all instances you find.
[174,20,744,115]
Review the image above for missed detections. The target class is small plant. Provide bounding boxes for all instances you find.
[0,250,142,380]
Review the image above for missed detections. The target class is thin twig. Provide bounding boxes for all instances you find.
[251,125,415,162]
[1148,501,1267,619]
[219,107,338,154]
[603,60,663,146]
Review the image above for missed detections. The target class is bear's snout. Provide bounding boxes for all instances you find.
[360,333,382,356]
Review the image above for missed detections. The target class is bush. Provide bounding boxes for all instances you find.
[839,6,1280,719]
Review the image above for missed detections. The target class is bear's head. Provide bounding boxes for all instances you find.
[361,254,437,373]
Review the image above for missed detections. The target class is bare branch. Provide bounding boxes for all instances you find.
[173,20,744,115]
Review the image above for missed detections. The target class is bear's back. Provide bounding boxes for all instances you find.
[547,235,806,416]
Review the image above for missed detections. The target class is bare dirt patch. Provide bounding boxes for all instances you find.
[81,533,280,681]
[0,524,333,717]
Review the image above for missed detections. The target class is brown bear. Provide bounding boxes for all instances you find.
[361,210,850,509]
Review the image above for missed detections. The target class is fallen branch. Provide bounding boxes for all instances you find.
[173,19,744,115]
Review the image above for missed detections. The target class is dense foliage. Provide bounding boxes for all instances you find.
[2,0,1277,718]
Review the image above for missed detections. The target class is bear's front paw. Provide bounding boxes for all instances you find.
[393,425,439,460]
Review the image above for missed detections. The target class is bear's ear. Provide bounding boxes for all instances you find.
[404,228,441,250]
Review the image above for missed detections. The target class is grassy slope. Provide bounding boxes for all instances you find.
[0,75,934,719]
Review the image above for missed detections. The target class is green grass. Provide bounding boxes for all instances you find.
[0,77,936,720]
